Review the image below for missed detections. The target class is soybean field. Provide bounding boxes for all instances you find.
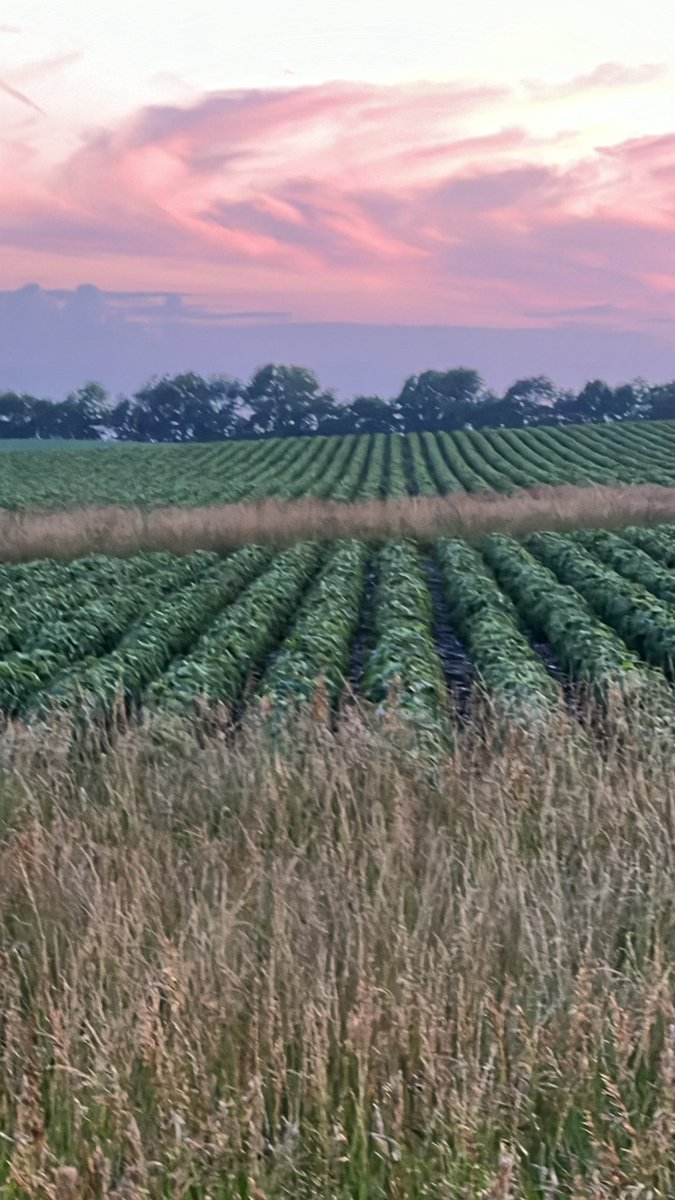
[3,418,675,509]
[3,421,675,738]
[4,522,675,736]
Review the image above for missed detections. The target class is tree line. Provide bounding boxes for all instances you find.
[1,365,675,442]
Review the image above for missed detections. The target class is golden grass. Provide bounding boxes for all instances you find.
[2,482,675,560]
[1,707,675,1196]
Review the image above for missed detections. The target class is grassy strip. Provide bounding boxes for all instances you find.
[1,712,675,1195]
[6,484,675,561]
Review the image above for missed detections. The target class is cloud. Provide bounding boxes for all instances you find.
[0,50,81,118]
[0,79,44,114]
[524,303,623,318]
[0,284,288,327]
[13,50,83,82]
[526,60,667,99]
[1,76,675,329]
[1,292,673,400]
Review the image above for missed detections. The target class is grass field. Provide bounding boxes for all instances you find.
[2,421,675,1195]
[1,710,675,1198]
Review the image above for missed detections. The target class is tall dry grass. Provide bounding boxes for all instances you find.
[0,708,674,1196]
[3,482,675,560]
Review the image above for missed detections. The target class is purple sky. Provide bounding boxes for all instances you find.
[0,284,672,398]
[2,5,675,395]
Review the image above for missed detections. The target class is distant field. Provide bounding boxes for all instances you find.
[0,437,114,451]
[1,419,675,509]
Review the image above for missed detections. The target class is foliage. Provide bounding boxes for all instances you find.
[362,539,452,745]
[34,545,272,718]
[394,366,488,432]
[244,364,333,437]
[435,537,562,720]
[481,533,657,698]
[147,542,323,713]
[259,539,367,714]
[7,363,675,443]
[526,530,675,679]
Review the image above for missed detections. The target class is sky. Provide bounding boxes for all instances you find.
[2,0,675,396]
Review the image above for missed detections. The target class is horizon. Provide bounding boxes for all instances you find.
[1,284,673,400]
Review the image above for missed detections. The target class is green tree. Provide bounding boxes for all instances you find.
[644,381,675,422]
[556,379,617,424]
[124,373,242,442]
[347,396,399,434]
[0,392,39,438]
[395,367,487,431]
[245,365,332,437]
[54,381,110,439]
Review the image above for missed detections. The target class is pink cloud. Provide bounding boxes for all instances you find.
[526,61,667,99]
[0,79,44,114]
[13,50,83,82]
[1,78,675,326]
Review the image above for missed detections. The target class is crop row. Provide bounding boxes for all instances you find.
[32,545,274,718]
[0,550,220,713]
[3,421,675,509]
[7,526,675,738]
[525,532,675,680]
[434,538,562,720]
[148,542,324,714]
[258,540,368,714]
[361,540,453,743]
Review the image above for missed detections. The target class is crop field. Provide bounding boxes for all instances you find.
[4,418,675,509]
[3,421,675,737]
[5,426,675,1196]
[3,522,675,738]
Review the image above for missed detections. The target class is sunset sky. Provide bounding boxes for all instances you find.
[2,0,675,394]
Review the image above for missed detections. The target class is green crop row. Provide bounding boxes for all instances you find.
[387,435,410,497]
[420,432,463,493]
[475,429,563,487]
[435,538,562,720]
[526,532,675,679]
[362,540,451,743]
[452,430,515,492]
[0,551,184,656]
[622,524,675,568]
[0,550,219,713]
[406,432,439,496]
[481,534,655,697]
[434,433,491,492]
[259,539,368,714]
[354,433,386,500]
[329,435,371,500]
[1,423,675,511]
[147,543,323,714]
[572,529,675,606]
[33,545,273,718]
